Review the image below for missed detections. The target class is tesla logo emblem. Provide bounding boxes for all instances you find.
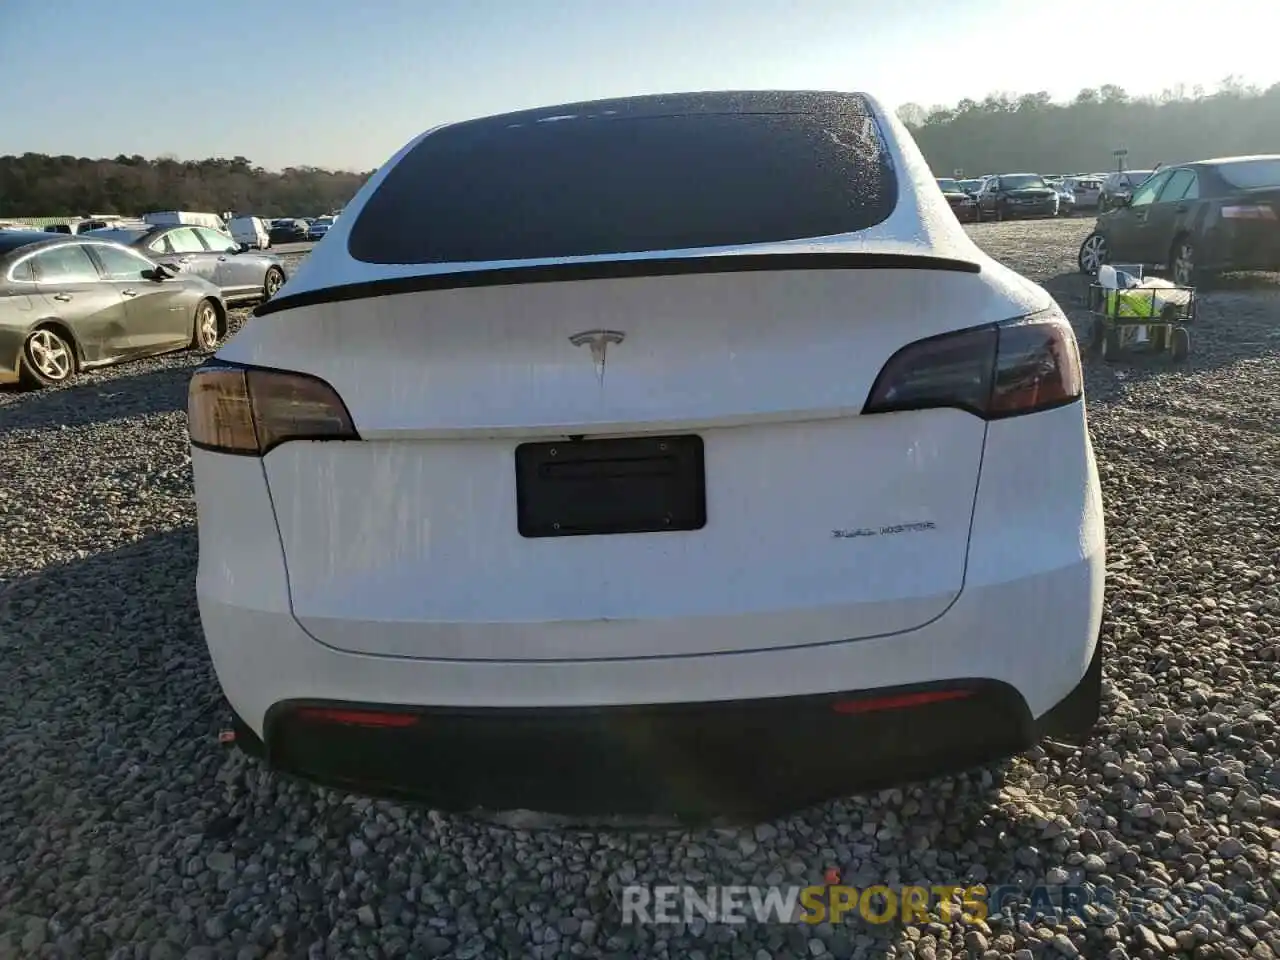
[569,329,625,384]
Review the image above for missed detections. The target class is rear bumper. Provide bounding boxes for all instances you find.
[230,642,1101,819]
[203,534,1104,817]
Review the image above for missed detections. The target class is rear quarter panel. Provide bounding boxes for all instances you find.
[0,286,37,379]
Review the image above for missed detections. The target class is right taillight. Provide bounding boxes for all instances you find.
[1221,204,1276,220]
[188,361,358,456]
[863,313,1082,420]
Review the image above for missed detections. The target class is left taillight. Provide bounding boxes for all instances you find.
[863,312,1083,420]
[188,362,358,456]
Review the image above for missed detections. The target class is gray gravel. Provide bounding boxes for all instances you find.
[2,228,1279,960]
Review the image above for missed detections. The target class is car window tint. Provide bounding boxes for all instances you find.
[10,259,35,282]
[196,228,238,253]
[32,244,100,283]
[168,228,206,254]
[1216,158,1280,189]
[1157,170,1197,203]
[91,244,151,280]
[148,234,174,255]
[1129,171,1172,207]
[349,93,897,264]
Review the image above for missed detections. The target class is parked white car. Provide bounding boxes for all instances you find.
[43,217,124,235]
[142,211,227,232]
[189,91,1105,819]
[228,216,271,250]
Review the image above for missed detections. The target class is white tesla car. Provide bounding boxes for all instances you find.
[189,91,1105,820]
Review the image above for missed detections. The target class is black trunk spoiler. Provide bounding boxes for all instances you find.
[255,251,982,318]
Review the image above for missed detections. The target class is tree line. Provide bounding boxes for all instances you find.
[898,77,1280,177]
[0,154,372,218]
[3,79,1277,217]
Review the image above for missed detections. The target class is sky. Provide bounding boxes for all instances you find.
[2,0,1277,171]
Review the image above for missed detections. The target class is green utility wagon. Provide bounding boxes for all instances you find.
[1086,265,1196,362]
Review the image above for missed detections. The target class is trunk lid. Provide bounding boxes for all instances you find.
[223,260,1009,661]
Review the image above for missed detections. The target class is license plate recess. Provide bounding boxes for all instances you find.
[515,435,706,538]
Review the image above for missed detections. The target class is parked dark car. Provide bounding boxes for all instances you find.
[82,224,286,304]
[307,216,336,241]
[935,178,978,222]
[975,174,1059,221]
[1097,170,1154,213]
[1078,155,1280,285]
[0,231,226,388]
[269,218,310,243]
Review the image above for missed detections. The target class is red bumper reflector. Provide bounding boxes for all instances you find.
[831,689,973,715]
[295,708,419,728]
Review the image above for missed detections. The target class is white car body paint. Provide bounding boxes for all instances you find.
[195,93,1105,783]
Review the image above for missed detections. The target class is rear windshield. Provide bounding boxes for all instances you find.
[1217,158,1280,190]
[81,228,149,245]
[936,178,960,191]
[348,94,897,265]
[1000,174,1047,190]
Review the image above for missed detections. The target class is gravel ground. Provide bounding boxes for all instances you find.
[1,224,1278,960]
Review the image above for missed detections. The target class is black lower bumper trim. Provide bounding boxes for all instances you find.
[240,644,1102,821]
[1034,640,1103,742]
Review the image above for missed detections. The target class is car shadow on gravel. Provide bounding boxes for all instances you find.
[0,364,194,432]
[0,528,238,938]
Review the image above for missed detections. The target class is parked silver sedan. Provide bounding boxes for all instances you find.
[0,231,226,388]
[1065,176,1103,209]
[83,224,286,304]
